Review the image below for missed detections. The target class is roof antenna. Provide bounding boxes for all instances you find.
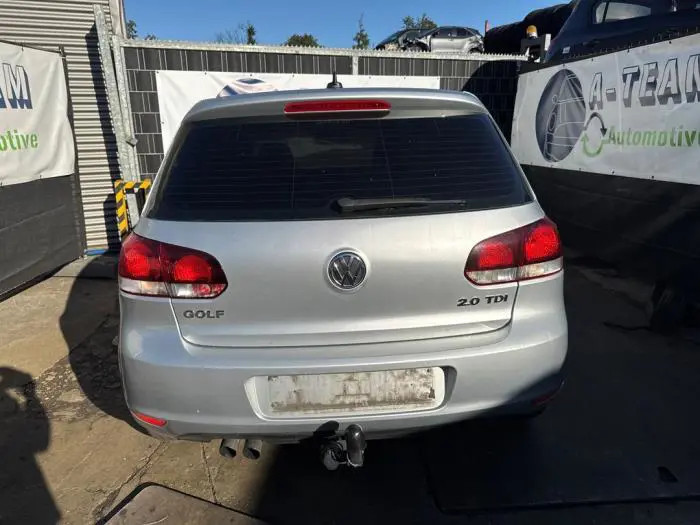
[326,71,343,89]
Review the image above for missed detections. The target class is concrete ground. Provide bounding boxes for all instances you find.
[2,255,700,524]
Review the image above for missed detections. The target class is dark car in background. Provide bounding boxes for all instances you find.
[545,0,700,62]
[375,28,430,50]
[484,2,576,55]
[409,26,484,53]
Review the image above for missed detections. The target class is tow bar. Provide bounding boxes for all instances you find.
[320,424,367,471]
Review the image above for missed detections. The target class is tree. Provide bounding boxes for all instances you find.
[215,29,240,44]
[245,23,257,45]
[126,19,157,40]
[402,14,437,30]
[352,15,370,49]
[284,33,320,47]
[215,22,257,45]
[126,19,137,39]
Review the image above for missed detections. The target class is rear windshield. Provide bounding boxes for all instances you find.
[148,114,532,221]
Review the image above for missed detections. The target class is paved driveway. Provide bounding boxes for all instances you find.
[1,258,699,524]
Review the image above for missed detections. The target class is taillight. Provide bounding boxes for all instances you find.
[465,218,562,285]
[283,99,391,116]
[118,234,227,298]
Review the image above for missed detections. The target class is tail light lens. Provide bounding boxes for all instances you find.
[465,218,562,285]
[118,234,227,298]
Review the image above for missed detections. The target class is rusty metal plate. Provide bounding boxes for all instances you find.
[265,367,445,417]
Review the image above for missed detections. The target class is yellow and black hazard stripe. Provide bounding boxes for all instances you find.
[114,179,153,238]
[114,180,129,238]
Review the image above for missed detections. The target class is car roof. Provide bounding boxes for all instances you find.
[375,28,429,47]
[184,87,487,123]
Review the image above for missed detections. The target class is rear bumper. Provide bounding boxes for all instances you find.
[119,277,568,442]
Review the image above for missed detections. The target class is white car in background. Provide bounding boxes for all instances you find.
[409,26,484,53]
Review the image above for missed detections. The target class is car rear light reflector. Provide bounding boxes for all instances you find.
[465,218,563,285]
[284,99,391,115]
[118,234,227,298]
[132,411,167,427]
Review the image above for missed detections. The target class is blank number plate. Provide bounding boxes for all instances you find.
[265,367,445,417]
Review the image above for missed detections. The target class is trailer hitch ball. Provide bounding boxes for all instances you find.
[345,424,366,468]
[319,424,367,470]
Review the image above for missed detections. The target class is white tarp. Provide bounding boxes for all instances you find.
[511,32,700,186]
[156,71,441,151]
[0,41,75,186]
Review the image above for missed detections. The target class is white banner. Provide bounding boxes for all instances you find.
[156,71,441,151]
[511,33,700,186]
[0,41,75,186]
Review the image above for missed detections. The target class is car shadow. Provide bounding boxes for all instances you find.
[247,382,556,525]
[59,251,144,434]
[0,367,59,524]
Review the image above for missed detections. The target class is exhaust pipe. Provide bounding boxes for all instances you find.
[242,439,263,460]
[219,438,240,458]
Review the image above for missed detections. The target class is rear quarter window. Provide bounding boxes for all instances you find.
[593,0,670,22]
[148,113,532,222]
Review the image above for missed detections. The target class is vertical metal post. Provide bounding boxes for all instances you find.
[114,180,128,238]
[93,5,139,228]
[59,46,88,254]
[112,34,140,183]
[352,55,359,75]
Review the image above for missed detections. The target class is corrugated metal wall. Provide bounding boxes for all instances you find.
[0,0,122,250]
[120,41,523,180]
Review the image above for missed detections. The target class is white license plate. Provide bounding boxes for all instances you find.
[266,367,445,417]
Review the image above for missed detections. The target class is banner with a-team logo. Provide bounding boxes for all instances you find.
[156,71,441,152]
[0,41,75,186]
[511,32,700,186]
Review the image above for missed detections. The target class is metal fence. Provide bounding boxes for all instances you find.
[111,39,523,180]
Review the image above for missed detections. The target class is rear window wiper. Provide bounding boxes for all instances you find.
[333,197,468,213]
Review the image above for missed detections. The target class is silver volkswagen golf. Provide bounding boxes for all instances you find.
[118,87,567,469]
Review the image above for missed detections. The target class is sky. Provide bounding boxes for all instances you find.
[123,0,555,48]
